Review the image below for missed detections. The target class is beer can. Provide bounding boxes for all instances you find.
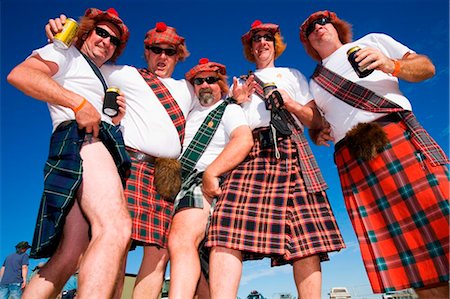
[103,87,121,117]
[53,18,79,49]
[347,46,374,78]
[263,82,277,109]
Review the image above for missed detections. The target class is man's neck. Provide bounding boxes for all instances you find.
[317,41,343,61]
[256,59,275,70]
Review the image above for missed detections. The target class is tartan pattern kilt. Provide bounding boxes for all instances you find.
[31,121,131,258]
[334,119,449,293]
[206,127,345,264]
[126,148,174,248]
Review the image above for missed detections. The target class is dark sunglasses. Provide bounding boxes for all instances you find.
[94,27,121,47]
[305,17,332,37]
[252,33,275,43]
[193,76,220,85]
[145,45,177,57]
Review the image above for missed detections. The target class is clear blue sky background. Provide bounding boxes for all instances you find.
[1,0,448,298]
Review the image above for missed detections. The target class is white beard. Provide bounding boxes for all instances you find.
[199,89,215,106]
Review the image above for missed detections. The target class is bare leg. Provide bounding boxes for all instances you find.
[168,198,211,299]
[76,141,131,298]
[133,246,169,299]
[209,246,242,299]
[194,273,210,299]
[22,201,89,299]
[415,283,449,299]
[112,242,131,299]
[293,254,322,299]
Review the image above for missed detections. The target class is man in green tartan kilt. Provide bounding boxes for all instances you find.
[167,58,254,299]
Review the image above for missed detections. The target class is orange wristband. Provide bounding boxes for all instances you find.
[391,60,401,77]
[72,98,87,113]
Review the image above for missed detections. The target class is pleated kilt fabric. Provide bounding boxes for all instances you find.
[206,127,345,265]
[334,119,449,293]
[126,147,173,248]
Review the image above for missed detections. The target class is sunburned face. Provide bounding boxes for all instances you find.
[81,21,120,67]
[193,71,222,107]
[144,43,178,78]
[307,18,338,49]
[251,30,275,66]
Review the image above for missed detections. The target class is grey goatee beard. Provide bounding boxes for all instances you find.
[199,88,215,106]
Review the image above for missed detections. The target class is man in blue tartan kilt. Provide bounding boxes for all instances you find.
[168,58,254,299]
[7,8,132,298]
[205,20,346,299]
[300,10,449,298]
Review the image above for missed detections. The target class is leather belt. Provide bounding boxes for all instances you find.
[126,147,156,164]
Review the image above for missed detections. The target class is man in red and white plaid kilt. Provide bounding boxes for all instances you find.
[300,10,449,298]
[206,20,346,299]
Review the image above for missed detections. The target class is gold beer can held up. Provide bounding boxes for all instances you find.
[53,18,79,49]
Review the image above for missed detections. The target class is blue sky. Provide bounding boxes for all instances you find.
[1,0,448,298]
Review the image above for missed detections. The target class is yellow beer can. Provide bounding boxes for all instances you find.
[53,18,79,49]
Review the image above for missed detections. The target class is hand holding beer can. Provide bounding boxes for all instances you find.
[103,87,120,117]
[53,18,79,49]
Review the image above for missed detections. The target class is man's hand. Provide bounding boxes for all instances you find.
[111,93,126,125]
[201,171,221,203]
[354,46,393,74]
[309,120,333,147]
[45,14,67,41]
[231,75,255,104]
[74,99,101,137]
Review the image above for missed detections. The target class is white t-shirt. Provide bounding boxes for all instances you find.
[240,67,313,130]
[101,65,195,158]
[31,44,114,131]
[182,99,248,172]
[310,33,414,142]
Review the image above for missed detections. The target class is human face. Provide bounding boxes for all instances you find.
[304,17,332,38]
[193,71,222,107]
[145,43,178,78]
[306,17,337,45]
[251,30,275,68]
[81,21,120,67]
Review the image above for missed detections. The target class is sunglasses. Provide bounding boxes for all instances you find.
[145,45,177,57]
[305,17,332,37]
[252,33,275,43]
[193,76,220,85]
[94,27,121,47]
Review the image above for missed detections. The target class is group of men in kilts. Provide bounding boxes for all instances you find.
[8,5,448,299]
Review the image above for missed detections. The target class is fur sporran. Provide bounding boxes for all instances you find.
[154,158,182,200]
[345,122,389,161]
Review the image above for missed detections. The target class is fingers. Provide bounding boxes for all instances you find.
[92,123,100,138]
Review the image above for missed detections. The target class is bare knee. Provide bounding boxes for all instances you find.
[168,229,200,255]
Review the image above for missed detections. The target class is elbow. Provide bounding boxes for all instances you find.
[7,67,22,88]
[421,56,436,81]
[245,135,254,152]
[427,63,436,79]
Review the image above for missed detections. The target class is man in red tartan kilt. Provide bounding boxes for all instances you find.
[300,10,449,298]
[206,20,346,299]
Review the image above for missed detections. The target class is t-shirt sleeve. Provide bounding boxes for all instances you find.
[21,254,29,266]
[222,104,249,136]
[31,44,71,76]
[366,33,415,60]
[291,68,314,105]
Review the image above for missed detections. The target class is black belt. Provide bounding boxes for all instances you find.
[126,147,156,164]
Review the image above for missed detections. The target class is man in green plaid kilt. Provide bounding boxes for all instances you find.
[167,58,254,299]
[8,8,132,298]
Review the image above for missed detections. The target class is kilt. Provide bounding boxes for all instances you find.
[31,121,130,258]
[126,147,173,248]
[334,118,449,293]
[206,127,345,265]
[173,170,204,213]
